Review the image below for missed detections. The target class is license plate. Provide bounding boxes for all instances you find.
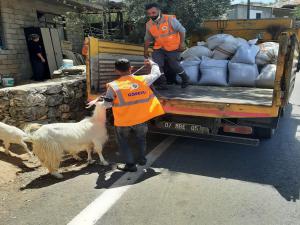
[157,121,210,134]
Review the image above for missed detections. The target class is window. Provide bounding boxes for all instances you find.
[250,10,263,19]
[256,13,262,19]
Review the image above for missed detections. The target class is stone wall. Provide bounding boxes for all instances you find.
[0,76,87,128]
[0,0,84,82]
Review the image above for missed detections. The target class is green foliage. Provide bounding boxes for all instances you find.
[293,6,300,19]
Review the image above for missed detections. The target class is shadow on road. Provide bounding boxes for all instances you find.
[95,167,161,189]
[20,161,114,190]
[0,151,37,173]
[18,133,164,190]
[153,104,300,202]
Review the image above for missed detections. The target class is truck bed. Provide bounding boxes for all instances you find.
[157,85,274,106]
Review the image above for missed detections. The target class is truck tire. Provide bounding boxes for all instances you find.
[255,127,275,139]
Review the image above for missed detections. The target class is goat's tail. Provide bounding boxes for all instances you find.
[24,123,43,134]
[27,134,63,172]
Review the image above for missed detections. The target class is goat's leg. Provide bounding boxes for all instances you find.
[48,165,63,179]
[3,141,10,155]
[45,149,63,179]
[94,143,109,166]
[20,140,33,157]
[49,169,64,179]
[86,148,95,164]
[72,153,83,161]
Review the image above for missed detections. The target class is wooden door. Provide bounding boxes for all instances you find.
[41,28,57,77]
[50,28,63,68]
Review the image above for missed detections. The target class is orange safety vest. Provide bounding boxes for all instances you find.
[146,14,181,51]
[107,75,165,127]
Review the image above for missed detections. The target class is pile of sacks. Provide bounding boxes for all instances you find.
[179,34,279,88]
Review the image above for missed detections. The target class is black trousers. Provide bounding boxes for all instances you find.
[32,60,45,81]
[152,49,185,85]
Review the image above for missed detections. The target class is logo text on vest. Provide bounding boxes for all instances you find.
[128,91,146,97]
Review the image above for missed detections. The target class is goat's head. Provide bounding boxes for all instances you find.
[92,101,107,123]
[95,100,105,108]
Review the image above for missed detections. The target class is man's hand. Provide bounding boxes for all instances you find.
[41,58,46,63]
[144,59,152,66]
[86,96,100,109]
[178,43,186,52]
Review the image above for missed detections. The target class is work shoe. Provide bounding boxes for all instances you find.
[181,80,189,89]
[179,72,190,88]
[117,163,137,172]
[137,157,147,166]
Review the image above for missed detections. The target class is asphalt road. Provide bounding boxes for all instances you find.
[98,76,300,225]
[1,76,300,225]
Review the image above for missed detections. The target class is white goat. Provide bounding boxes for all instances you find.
[0,122,33,156]
[25,101,109,179]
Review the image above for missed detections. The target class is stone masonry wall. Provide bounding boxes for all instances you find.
[0,76,87,128]
[0,0,84,82]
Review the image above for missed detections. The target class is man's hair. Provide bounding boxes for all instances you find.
[115,58,131,72]
[145,2,160,10]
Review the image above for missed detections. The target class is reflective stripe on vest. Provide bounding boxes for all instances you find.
[149,16,175,38]
[110,80,155,107]
[107,76,165,127]
[147,15,180,51]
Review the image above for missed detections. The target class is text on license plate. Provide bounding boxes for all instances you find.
[159,121,210,134]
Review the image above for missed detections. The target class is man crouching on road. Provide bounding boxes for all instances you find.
[90,58,165,172]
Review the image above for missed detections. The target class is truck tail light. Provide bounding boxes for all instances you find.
[223,125,253,135]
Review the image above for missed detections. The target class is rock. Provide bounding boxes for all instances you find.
[0,90,8,97]
[63,97,70,104]
[0,77,87,128]
[9,107,23,118]
[0,100,9,109]
[39,115,48,120]
[59,104,70,113]
[10,89,27,95]
[75,91,83,98]
[47,95,63,107]
[10,95,27,107]
[26,94,46,107]
[63,89,75,99]
[48,107,61,118]
[64,83,76,90]
[36,87,47,94]
[46,84,63,95]
[61,113,70,120]
[24,107,48,121]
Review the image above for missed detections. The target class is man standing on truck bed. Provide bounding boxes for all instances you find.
[144,2,189,89]
[88,58,165,172]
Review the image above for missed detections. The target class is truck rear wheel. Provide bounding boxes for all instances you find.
[254,127,275,139]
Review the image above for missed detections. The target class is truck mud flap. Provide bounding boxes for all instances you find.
[149,128,259,146]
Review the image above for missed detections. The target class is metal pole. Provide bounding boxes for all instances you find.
[247,0,251,19]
